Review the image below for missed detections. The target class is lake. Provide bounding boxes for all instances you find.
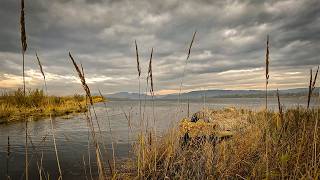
[0,97,318,179]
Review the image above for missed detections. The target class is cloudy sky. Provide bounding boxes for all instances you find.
[0,0,319,95]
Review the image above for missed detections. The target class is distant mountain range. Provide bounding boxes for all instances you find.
[106,88,320,100]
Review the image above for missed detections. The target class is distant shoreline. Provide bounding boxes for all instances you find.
[0,89,105,124]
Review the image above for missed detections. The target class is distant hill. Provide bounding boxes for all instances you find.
[106,92,152,100]
[106,88,320,100]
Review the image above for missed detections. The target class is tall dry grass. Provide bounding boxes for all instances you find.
[178,31,197,105]
[265,35,270,179]
[265,35,270,109]
[124,107,320,179]
[308,66,319,109]
[35,53,62,179]
[68,52,107,179]
[19,0,28,179]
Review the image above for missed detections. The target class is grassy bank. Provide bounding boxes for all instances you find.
[123,107,320,179]
[0,89,105,123]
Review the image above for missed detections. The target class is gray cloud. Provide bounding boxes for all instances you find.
[0,0,319,95]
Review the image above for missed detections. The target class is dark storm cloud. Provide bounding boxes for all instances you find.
[0,0,319,94]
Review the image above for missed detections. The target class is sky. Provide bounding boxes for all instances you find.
[0,0,319,95]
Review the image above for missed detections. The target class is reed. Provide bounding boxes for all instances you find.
[147,48,154,95]
[20,0,28,179]
[264,35,270,179]
[69,52,93,105]
[82,155,88,180]
[277,89,283,122]
[178,31,197,105]
[147,48,157,174]
[121,106,133,158]
[134,40,142,150]
[6,136,10,180]
[134,40,144,177]
[265,35,270,110]
[68,52,106,179]
[308,66,319,109]
[135,40,141,77]
[98,90,116,176]
[20,0,27,96]
[35,53,63,179]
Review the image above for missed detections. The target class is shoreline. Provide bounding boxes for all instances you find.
[0,91,105,124]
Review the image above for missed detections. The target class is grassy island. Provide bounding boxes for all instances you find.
[0,89,105,123]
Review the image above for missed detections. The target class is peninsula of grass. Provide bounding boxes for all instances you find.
[121,106,320,179]
[0,88,105,123]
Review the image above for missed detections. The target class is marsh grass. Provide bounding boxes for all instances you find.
[34,54,62,179]
[69,52,109,179]
[122,107,320,179]
[0,89,104,123]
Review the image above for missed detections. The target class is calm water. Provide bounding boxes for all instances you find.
[0,97,317,179]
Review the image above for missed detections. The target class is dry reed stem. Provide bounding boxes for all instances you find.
[265,35,270,180]
[35,53,63,179]
[20,0,27,53]
[20,0,27,95]
[135,40,141,77]
[277,89,283,121]
[69,53,106,179]
[308,66,319,108]
[135,41,143,150]
[69,52,93,105]
[265,35,270,110]
[35,52,45,80]
[147,48,154,94]
[265,35,269,85]
[98,90,116,175]
[178,31,196,108]
[6,136,10,180]
[187,31,196,62]
[82,155,89,180]
[25,121,28,180]
[146,47,157,174]
[20,1,28,179]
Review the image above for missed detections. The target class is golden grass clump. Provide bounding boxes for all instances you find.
[0,89,104,123]
[125,107,320,179]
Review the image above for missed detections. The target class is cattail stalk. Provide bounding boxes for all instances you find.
[68,52,106,179]
[147,48,154,95]
[69,52,93,105]
[20,0,28,179]
[276,89,283,121]
[265,35,270,110]
[178,31,197,105]
[135,40,141,77]
[20,0,27,96]
[135,40,143,140]
[308,66,319,109]
[36,53,47,92]
[265,35,270,180]
[147,48,157,173]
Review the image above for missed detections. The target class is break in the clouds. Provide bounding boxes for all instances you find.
[0,0,319,95]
